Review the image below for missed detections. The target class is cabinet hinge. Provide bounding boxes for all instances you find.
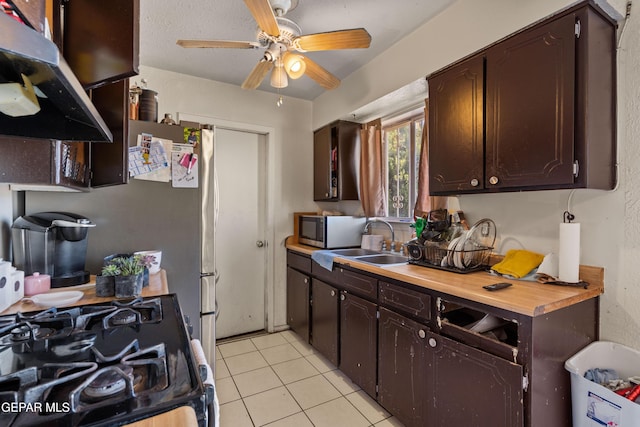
[575,19,581,38]
[376,384,379,394]
[573,160,580,178]
[309,298,313,306]
[376,310,380,319]
[522,374,529,391]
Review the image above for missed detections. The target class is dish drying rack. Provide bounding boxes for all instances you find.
[407,218,496,274]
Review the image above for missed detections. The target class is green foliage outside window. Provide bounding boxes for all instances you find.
[384,116,424,218]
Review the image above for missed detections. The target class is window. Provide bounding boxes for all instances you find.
[383,111,424,219]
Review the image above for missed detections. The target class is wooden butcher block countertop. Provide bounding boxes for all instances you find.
[124,406,199,427]
[286,240,604,317]
[0,270,169,315]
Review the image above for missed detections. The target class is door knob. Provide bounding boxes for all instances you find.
[256,240,265,248]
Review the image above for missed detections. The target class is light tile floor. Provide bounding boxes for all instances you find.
[215,330,406,427]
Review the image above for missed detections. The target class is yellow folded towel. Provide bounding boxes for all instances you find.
[491,249,545,279]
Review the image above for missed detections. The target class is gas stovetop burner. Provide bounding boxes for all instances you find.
[0,323,60,346]
[10,324,37,341]
[81,365,134,400]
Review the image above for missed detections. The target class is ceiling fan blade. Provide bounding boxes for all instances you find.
[301,55,340,90]
[243,0,280,37]
[241,59,274,90]
[177,39,260,49]
[294,28,371,52]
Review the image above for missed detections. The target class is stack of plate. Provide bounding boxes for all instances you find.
[440,218,496,270]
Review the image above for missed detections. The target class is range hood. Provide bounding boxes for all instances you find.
[0,13,112,142]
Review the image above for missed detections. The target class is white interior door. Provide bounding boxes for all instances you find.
[215,128,266,339]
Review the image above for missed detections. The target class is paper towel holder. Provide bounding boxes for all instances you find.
[563,210,575,223]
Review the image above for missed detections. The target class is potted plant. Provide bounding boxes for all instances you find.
[96,263,119,297]
[137,254,157,287]
[111,255,145,298]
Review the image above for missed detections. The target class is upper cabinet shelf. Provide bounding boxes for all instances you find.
[427,1,616,195]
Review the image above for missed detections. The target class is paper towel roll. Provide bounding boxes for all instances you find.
[559,222,580,283]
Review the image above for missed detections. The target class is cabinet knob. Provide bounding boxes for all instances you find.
[428,337,437,348]
[340,294,346,301]
[325,192,329,197]
[330,290,336,297]
[470,178,479,187]
[418,330,426,339]
[304,278,308,284]
[489,176,499,185]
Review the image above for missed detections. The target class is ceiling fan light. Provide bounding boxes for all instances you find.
[270,66,289,88]
[284,53,306,79]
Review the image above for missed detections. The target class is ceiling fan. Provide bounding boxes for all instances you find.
[176,0,371,91]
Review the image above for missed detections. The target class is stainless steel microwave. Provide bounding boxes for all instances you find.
[298,215,366,249]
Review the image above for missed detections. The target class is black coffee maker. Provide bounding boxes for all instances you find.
[11,212,95,287]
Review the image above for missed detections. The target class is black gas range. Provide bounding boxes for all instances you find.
[0,294,209,427]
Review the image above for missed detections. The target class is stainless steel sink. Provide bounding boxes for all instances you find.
[332,248,381,257]
[328,248,409,267]
[352,253,409,266]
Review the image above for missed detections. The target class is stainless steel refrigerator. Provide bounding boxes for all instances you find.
[199,128,218,365]
[23,121,218,367]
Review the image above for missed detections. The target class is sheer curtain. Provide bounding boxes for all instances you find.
[359,119,386,217]
[415,99,447,218]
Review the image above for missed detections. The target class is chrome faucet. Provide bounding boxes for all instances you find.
[363,219,396,252]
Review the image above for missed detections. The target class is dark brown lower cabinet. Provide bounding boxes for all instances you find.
[286,267,310,342]
[377,308,429,427]
[427,331,524,427]
[340,292,377,398]
[311,279,339,366]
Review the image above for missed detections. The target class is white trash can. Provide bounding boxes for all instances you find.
[565,341,640,427]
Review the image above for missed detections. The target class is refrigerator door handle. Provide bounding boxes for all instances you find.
[201,270,220,281]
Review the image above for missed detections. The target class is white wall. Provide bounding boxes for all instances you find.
[315,0,638,349]
[135,67,316,330]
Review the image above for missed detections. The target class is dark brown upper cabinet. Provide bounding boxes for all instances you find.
[59,0,140,89]
[428,56,484,193]
[428,1,616,195]
[314,120,360,201]
[89,80,131,187]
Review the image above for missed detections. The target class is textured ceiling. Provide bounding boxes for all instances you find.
[139,0,454,101]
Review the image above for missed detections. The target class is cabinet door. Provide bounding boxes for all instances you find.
[311,279,339,366]
[378,308,429,427]
[428,55,484,194]
[90,79,129,187]
[286,267,310,342]
[427,332,524,427]
[62,0,139,89]
[485,13,576,190]
[313,125,333,201]
[340,292,377,398]
[336,121,360,201]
